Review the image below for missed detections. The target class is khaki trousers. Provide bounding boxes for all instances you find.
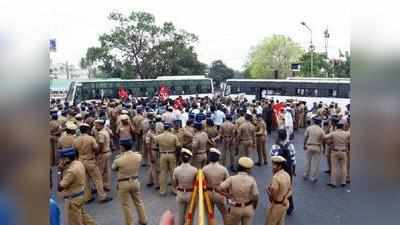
[159,153,176,194]
[96,152,112,190]
[192,152,207,169]
[210,191,228,225]
[265,203,288,225]
[346,151,351,182]
[330,151,347,185]
[256,136,267,164]
[222,137,235,167]
[304,149,321,181]
[176,191,192,225]
[148,150,160,186]
[81,159,106,201]
[238,140,252,158]
[64,196,98,225]
[228,205,255,225]
[117,179,147,225]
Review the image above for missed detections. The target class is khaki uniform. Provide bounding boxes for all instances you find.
[58,116,68,128]
[191,131,209,169]
[255,119,267,164]
[237,121,256,158]
[155,121,164,134]
[172,163,198,225]
[73,134,107,201]
[325,127,336,172]
[145,129,159,187]
[132,114,145,152]
[346,129,351,182]
[50,120,61,166]
[205,126,219,150]
[182,126,195,150]
[112,151,147,225]
[96,128,112,190]
[155,130,181,195]
[57,133,76,163]
[220,121,236,167]
[141,118,151,165]
[265,169,292,225]
[60,160,98,225]
[303,125,325,181]
[203,162,230,224]
[220,172,259,225]
[325,129,350,185]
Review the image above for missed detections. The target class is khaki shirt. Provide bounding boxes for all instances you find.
[235,116,246,129]
[49,120,61,136]
[155,122,164,135]
[58,116,68,128]
[173,163,197,189]
[304,125,325,151]
[220,172,259,204]
[182,126,195,146]
[60,160,85,194]
[255,119,267,137]
[205,126,218,139]
[57,133,76,149]
[173,128,185,145]
[324,129,350,151]
[73,134,98,160]
[220,121,235,138]
[192,131,208,154]
[238,121,256,142]
[112,150,142,179]
[268,169,291,204]
[97,128,111,153]
[155,131,181,153]
[145,130,157,150]
[117,123,134,140]
[132,114,145,135]
[203,162,229,189]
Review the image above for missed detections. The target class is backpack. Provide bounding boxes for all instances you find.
[278,143,294,175]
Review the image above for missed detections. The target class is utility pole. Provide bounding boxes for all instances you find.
[301,22,313,76]
[324,26,330,77]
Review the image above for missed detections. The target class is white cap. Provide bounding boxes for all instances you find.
[209,148,221,156]
[120,114,130,121]
[181,148,192,156]
[65,122,77,130]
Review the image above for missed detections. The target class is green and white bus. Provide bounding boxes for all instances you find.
[65,75,213,105]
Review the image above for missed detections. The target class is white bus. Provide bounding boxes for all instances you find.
[223,78,350,109]
[65,76,213,105]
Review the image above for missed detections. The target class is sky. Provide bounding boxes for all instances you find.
[49,0,350,71]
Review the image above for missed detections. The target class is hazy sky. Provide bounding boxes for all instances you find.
[50,0,350,71]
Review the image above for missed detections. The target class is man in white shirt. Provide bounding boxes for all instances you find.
[213,106,225,128]
[284,107,294,142]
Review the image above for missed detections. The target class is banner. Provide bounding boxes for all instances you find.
[159,84,170,101]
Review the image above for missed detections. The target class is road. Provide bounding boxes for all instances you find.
[53,128,352,225]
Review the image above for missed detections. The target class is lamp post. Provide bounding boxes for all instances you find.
[301,22,313,76]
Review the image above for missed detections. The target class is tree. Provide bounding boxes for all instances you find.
[208,60,235,85]
[299,52,330,77]
[332,51,350,77]
[245,34,304,79]
[85,11,206,79]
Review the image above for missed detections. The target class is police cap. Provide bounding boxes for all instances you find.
[181,148,193,157]
[271,155,286,163]
[238,157,254,169]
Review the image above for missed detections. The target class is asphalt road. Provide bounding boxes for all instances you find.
[53,128,353,225]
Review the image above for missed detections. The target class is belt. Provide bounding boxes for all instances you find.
[307,143,321,146]
[223,136,232,138]
[117,176,138,182]
[100,151,111,154]
[177,187,194,192]
[206,188,225,196]
[195,151,207,155]
[64,191,84,199]
[160,151,175,154]
[229,200,253,207]
[80,157,95,161]
[332,149,347,152]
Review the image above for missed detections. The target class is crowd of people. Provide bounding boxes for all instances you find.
[49,95,351,225]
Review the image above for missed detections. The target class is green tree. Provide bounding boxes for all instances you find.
[208,60,235,85]
[299,52,330,77]
[245,34,304,79]
[332,51,350,77]
[85,11,206,79]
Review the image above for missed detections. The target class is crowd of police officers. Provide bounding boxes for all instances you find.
[49,95,351,225]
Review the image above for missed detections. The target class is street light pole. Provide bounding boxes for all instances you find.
[301,22,313,76]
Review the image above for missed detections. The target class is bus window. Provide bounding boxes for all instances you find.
[183,85,190,95]
[329,89,337,97]
[140,87,147,96]
[225,85,231,95]
[250,87,256,94]
[314,89,319,97]
[196,85,202,93]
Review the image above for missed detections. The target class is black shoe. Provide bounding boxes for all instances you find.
[99,196,113,203]
[346,180,351,184]
[85,197,95,204]
[264,161,268,165]
[256,162,262,167]
[142,163,148,167]
[155,186,160,190]
[327,183,337,188]
[341,184,347,187]
[230,167,237,172]
[91,189,97,194]
[287,208,295,215]
[147,183,154,187]
[103,187,111,192]
[324,170,331,174]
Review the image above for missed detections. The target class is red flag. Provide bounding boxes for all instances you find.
[118,87,128,100]
[159,84,170,101]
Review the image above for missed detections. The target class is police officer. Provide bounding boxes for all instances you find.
[203,148,230,225]
[57,148,99,225]
[57,122,78,163]
[255,113,268,166]
[50,110,62,166]
[219,157,259,225]
[116,114,135,148]
[220,114,236,170]
[265,156,292,225]
[191,122,209,169]
[303,116,325,182]
[154,123,181,196]
[324,121,350,188]
[182,120,195,150]
[94,119,112,192]
[112,138,148,225]
[205,118,219,150]
[237,113,256,158]
[172,148,197,225]
[145,121,159,188]
[73,123,112,203]
[132,106,145,153]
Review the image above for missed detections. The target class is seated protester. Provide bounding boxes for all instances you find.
[270,129,296,215]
